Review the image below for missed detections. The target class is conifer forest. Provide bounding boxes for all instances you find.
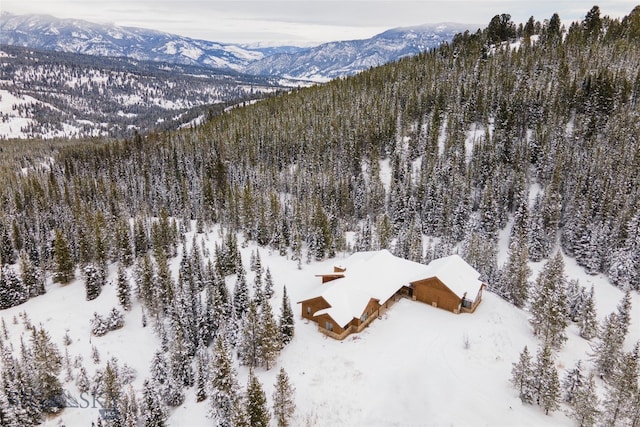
[1,5,640,427]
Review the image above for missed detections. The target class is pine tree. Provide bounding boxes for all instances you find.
[116,263,132,310]
[562,360,585,405]
[0,265,28,309]
[529,253,569,348]
[30,326,63,413]
[532,345,561,415]
[511,346,534,404]
[600,344,639,427]
[140,379,166,427]
[20,253,45,298]
[272,367,296,427]
[578,286,598,340]
[570,373,599,427]
[53,229,74,284]
[498,236,531,307]
[233,266,250,318]
[279,286,295,345]
[239,301,262,368]
[591,311,626,380]
[246,370,270,427]
[195,344,209,402]
[260,300,281,370]
[84,264,105,301]
[209,335,241,427]
[264,267,275,299]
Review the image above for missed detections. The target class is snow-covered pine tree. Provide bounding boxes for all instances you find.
[511,345,534,404]
[238,301,262,368]
[76,366,90,393]
[591,311,626,381]
[569,372,599,427]
[195,344,209,402]
[0,265,28,309]
[150,351,168,387]
[279,286,295,346]
[260,300,281,370]
[140,379,166,427]
[209,335,242,427]
[30,326,63,413]
[600,343,639,427]
[53,229,74,284]
[233,265,250,319]
[529,253,569,348]
[116,263,132,310]
[272,367,296,427]
[20,253,45,298]
[497,236,531,308]
[246,370,270,427]
[562,360,585,405]
[578,286,598,340]
[84,264,105,301]
[532,345,561,415]
[264,267,274,299]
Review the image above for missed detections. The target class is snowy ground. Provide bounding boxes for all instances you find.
[1,225,638,426]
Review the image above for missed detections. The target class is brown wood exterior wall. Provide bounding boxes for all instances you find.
[411,277,462,313]
[300,296,331,321]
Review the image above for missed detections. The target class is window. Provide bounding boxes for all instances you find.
[306,306,311,315]
[325,321,333,332]
[360,312,368,322]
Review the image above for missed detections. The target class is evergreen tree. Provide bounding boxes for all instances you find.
[279,286,295,345]
[272,367,296,427]
[53,229,74,284]
[569,373,599,427]
[112,264,130,311]
[239,301,262,368]
[140,379,166,427]
[195,344,209,402]
[511,345,534,404]
[529,253,569,348]
[600,343,639,427]
[246,370,270,427]
[209,335,241,427]
[562,360,585,405]
[264,267,275,299]
[591,311,626,380]
[260,300,281,370]
[233,266,250,318]
[20,253,45,298]
[498,236,531,308]
[0,265,28,309]
[30,326,64,413]
[532,345,561,415]
[578,286,598,340]
[84,264,105,301]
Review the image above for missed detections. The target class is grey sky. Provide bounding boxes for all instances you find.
[3,1,638,45]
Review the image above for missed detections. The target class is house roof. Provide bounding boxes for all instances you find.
[300,251,485,328]
[301,250,431,327]
[416,254,483,300]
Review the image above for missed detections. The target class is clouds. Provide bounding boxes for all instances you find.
[3,0,639,45]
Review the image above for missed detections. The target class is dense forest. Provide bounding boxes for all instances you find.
[1,5,640,426]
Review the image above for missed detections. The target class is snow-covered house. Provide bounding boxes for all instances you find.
[299,250,486,340]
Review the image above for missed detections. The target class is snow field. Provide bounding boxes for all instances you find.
[1,222,638,426]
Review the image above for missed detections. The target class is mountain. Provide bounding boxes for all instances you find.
[0,45,285,139]
[0,12,265,71]
[244,24,471,81]
[1,12,467,81]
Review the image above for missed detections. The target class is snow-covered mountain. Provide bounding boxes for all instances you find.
[244,24,471,81]
[1,12,468,81]
[0,12,269,71]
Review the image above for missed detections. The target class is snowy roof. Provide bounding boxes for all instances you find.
[301,251,486,327]
[303,250,432,327]
[417,254,483,300]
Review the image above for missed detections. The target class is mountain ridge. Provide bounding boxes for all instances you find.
[0,12,470,81]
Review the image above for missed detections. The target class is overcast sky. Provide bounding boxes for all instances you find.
[3,1,638,46]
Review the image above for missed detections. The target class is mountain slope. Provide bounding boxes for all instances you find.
[244,24,471,81]
[0,45,284,139]
[1,13,466,81]
[0,12,265,71]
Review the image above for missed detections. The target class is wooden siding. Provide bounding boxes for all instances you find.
[411,277,462,313]
[300,296,330,321]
